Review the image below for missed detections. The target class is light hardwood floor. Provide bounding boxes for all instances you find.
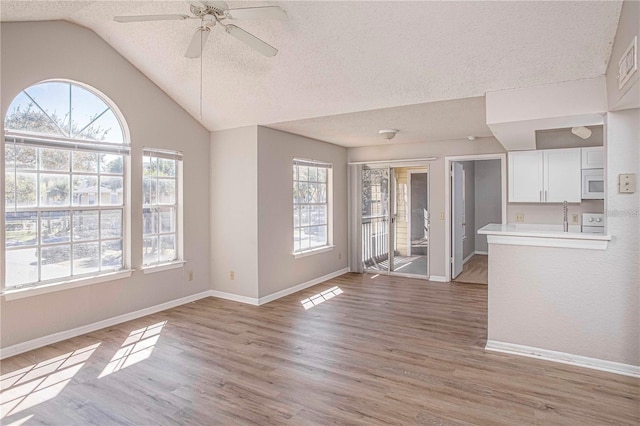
[1,273,638,425]
[455,254,488,285]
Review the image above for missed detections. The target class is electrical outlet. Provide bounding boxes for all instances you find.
[230,271,235,280]
[188,271,193,282]
[619,173,637,193]
[572,214,579,224]
[439,212,444,220]
[515,213,524,222]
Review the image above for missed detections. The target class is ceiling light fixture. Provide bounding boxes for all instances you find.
[571,126,592,140]
[379,129,399,141]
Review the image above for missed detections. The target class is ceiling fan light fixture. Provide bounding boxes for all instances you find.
[571,126,592,140]
[379,129,399,141]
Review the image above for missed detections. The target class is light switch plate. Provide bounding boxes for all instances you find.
[619,173,636,193]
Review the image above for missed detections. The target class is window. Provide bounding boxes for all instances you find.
[3,81,128,290]
[142,149,181,267]
[293,159,332,254]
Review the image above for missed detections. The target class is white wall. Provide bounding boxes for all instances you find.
[257,127,348,298]
[210,127,259,299]
[488,108,639,366]
[348,138,506,278]
[606,0,639,110]
[1,21,211,349]
[474,159,502,253]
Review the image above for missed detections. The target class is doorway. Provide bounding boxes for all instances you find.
[448,156,506,284]
[361,165,429,278]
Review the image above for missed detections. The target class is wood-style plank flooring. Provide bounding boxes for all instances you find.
[1,273,638,425]
[455,255,488,285]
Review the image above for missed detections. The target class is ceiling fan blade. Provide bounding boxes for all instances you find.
[226,6,287,21]
[114,14,194,23]
[225,25,278,57]
[185,28,211,58]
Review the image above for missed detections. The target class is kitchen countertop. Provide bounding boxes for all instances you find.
[478,223,610,250]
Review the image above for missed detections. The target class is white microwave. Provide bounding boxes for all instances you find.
[582,169,605,199]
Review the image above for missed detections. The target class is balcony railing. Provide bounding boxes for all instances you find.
[362,215,389,267]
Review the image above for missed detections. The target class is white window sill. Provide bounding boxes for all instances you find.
[2,270,134,301]
[142,261,186,274]
[293,245,335,259]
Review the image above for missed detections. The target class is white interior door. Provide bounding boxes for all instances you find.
[452,162,464,279]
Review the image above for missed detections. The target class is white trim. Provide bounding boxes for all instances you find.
[0,290,211,360]
[475,251,488,256]
[485,340,640,378]
[293,245,335,259]
[463,252,475,264]
[487,234,609,250]
[428,275,448,282]
[445,153,507,282]
[3,270,134,301]
[348,158,437,166]
[142,261,186,274]
[258,267,350,305]
[209,290,260,306]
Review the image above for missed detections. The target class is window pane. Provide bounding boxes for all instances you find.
[13,173,37,207]
[159,235,176,263]
[101,240,123,270]
[293,228,300,252]
[143,175,157,205]
[72,151,98,173]
[72,175,98,206]
[99,176,123,206]
[301,205,310,227]
[317,167,327,183]
[309,226,327,248]
[77,109,123,143]
[9,145,38,170]
[24,82,71,135]
[5,248,38,286]
[73,242,100,275]
[41,211,71,244]
[300,230,310,251]
[158,158,175,177]
[159,207,175,233]
[5,211,38,247]
[143,155,157,177]
[158,179,175,204]
[311,205,327,226]
[317,183,327,203]
[40,148,69,172]
[40,174,70,206]
[41,245,71,281]
[294,206,300,228]
[5,173,16,208]
[100,154,123,174]
[70,84,109,139]
[143,236,158,266]
[73,210,99,241]
[101,210,122,239]
[143,208,158,235]
[308,167,317,182]
[298,166,308,182]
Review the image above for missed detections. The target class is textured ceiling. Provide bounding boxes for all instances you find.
[0,1,623,147]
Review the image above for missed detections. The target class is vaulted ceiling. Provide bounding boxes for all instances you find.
[0,1,623,146]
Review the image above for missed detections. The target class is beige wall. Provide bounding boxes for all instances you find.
[210,127,259,299]
[1,21,211,349]
[348,138,506,278]
[488,108,640,366]
[257,127,348,298]
[606,0,639,110]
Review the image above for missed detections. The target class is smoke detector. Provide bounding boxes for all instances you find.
[379,129,399,141]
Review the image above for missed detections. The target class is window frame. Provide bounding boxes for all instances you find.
[2,80,131,298]
[292,158,334,257]
[141,148,183,271]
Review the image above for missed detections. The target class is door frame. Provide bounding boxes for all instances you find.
[444,153,507,282]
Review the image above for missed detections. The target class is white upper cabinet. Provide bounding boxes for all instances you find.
[509,148,581,203]
[581,147,604,169]
[508,150,544,202]
[544,148,582,202]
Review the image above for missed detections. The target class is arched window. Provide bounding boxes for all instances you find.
[4,81,129,291]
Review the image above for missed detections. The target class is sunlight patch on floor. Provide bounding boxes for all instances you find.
[98,321,166,378]
[300,286,343,310]
[0,343,100,419]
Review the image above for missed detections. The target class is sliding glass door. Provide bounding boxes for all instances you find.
[361,165,429,277]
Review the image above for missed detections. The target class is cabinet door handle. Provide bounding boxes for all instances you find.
[540,190,542,202]
[545,190,548,202]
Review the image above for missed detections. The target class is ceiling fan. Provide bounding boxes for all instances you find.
[114,1,286,58]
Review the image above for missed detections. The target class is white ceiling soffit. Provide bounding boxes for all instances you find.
[0,1,623,147]
[267,96,493,147]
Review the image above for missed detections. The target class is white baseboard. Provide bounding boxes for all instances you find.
[475,251,488,256]
[428,275,448,282]
[485,340,640,378]
[258,267,350,305]
[463,252,475,264]
[209,290,259,306]
[0,290,212,360]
